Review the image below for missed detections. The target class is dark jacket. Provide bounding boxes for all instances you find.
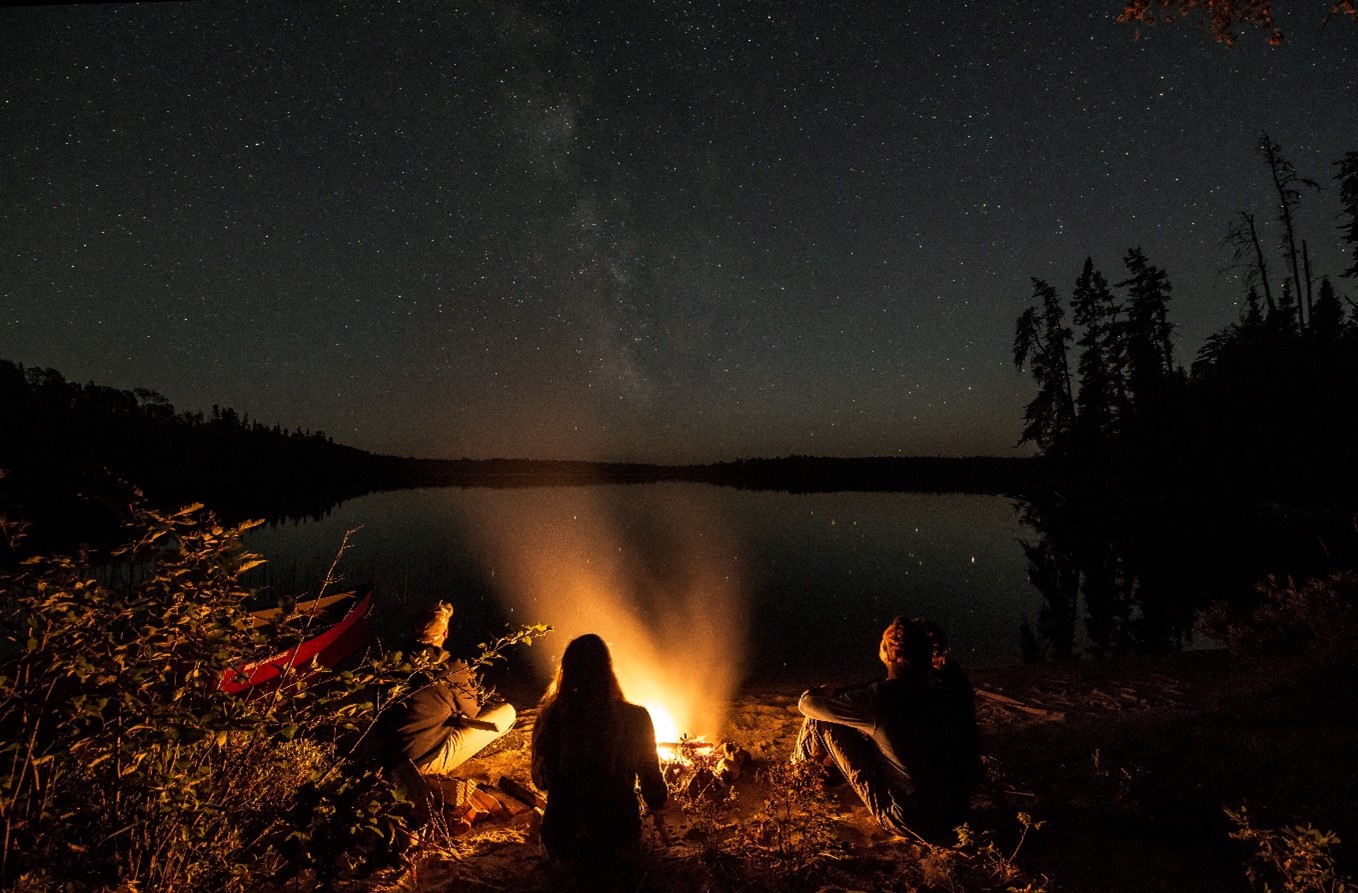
[378,644,481,768]
[799,665,980,827]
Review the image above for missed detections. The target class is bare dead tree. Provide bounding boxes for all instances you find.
[1225,210,1276,314]
[1258,133,1319,333]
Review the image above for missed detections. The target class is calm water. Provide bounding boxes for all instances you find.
[244,485,1040,687]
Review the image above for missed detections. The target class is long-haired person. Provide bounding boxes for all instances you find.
[531,634,668,865]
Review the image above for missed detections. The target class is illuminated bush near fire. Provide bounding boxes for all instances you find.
[468,486,749,741]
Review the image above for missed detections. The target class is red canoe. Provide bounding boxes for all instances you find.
[219,586,374,694]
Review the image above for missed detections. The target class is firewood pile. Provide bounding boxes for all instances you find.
[425,774,543,836]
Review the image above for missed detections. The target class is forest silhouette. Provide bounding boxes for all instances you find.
[1014,135,1358,502]
[1010,135,1358,659]
[0,354,1038,557]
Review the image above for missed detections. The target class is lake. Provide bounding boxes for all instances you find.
[245,484,1042,699]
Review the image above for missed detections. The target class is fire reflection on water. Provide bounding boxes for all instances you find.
[467,486,748,743]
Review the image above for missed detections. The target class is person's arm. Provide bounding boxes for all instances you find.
[633,705,669,814]
[798,684,877,736]
[442,660,482,720]
[529,709,552,792]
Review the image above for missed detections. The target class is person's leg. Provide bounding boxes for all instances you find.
[389,758,437,826]
[419,702,517,774]
[792,715,826,763]
[813,721,917,838]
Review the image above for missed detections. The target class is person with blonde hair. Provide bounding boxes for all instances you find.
[794,616,979,842]
[531,634,668,864]
[374,600,516,823]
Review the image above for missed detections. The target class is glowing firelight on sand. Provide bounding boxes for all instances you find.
[465,487,748,747]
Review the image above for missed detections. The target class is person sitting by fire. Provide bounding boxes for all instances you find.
[372,600,517,825]
[793,616,980,843]
[530,633,669,867]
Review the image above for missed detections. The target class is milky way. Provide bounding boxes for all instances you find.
[2,2,1354,461]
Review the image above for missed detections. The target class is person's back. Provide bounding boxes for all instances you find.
[374,642,481,770]
[794,616,979,842]
[533,699,665,857]
[530,634,668,865]
[872,675,977,831]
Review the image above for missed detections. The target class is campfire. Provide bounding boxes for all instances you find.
[639,696,749,795]
[646,703,716,761]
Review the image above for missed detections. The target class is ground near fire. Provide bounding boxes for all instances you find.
[356,643,1358,893]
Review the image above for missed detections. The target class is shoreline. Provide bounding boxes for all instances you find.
[361,648,1357,892]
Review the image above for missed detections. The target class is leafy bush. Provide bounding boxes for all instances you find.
[1227,805,1354,893]
[913,813,1050,893]
[0,500,542,891]
[1199,572,1358,672]
[730,758,847,880]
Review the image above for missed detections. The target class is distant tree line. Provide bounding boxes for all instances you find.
[1014,135,1358,506]
[0,354,1046,553]
[0,360,380,549]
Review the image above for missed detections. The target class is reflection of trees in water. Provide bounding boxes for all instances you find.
[1018,492,1233,662]
[1018,487,1358,662]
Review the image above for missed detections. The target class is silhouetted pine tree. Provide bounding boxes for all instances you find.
[1014,278,1076,455]
[1069,257,1123,458]
[1311,277,1346,343]
[1117,248,1178,425]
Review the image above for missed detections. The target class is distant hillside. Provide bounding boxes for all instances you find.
[0,358,1038,550]
[0,359,381,547]
[366,454,1042,495]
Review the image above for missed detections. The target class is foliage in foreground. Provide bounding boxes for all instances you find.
[662,745,1048,892]
[1228,805,1354,893]
[0,500,544,892]
[1199,571,1358,675]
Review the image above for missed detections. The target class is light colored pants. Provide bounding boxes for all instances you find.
[393,702,517,824]
[418,702,517,774]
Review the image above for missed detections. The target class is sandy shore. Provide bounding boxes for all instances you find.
[361,649,1357,892]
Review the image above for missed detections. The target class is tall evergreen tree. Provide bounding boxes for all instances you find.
[1118,247,1176,414]
[1311,276,1345,343]
[1014,278,1076,454]
[1069,257,1121,453]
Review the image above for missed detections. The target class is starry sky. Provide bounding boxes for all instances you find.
[2,2,1355,463]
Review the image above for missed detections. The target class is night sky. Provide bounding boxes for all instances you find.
[3,2,1355,463]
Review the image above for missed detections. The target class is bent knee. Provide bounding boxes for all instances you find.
[485,701,517,732]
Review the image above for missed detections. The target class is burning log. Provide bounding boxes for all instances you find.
[662,738,750,800]
[680,766,725,801]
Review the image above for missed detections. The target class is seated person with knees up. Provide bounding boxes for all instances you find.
[794,616,980,843]
[374,600,516,824]
[530,634,668,867]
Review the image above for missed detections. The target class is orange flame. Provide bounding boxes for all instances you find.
[462,486,748,743]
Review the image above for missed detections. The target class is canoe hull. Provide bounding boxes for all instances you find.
[220,586,374,694]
